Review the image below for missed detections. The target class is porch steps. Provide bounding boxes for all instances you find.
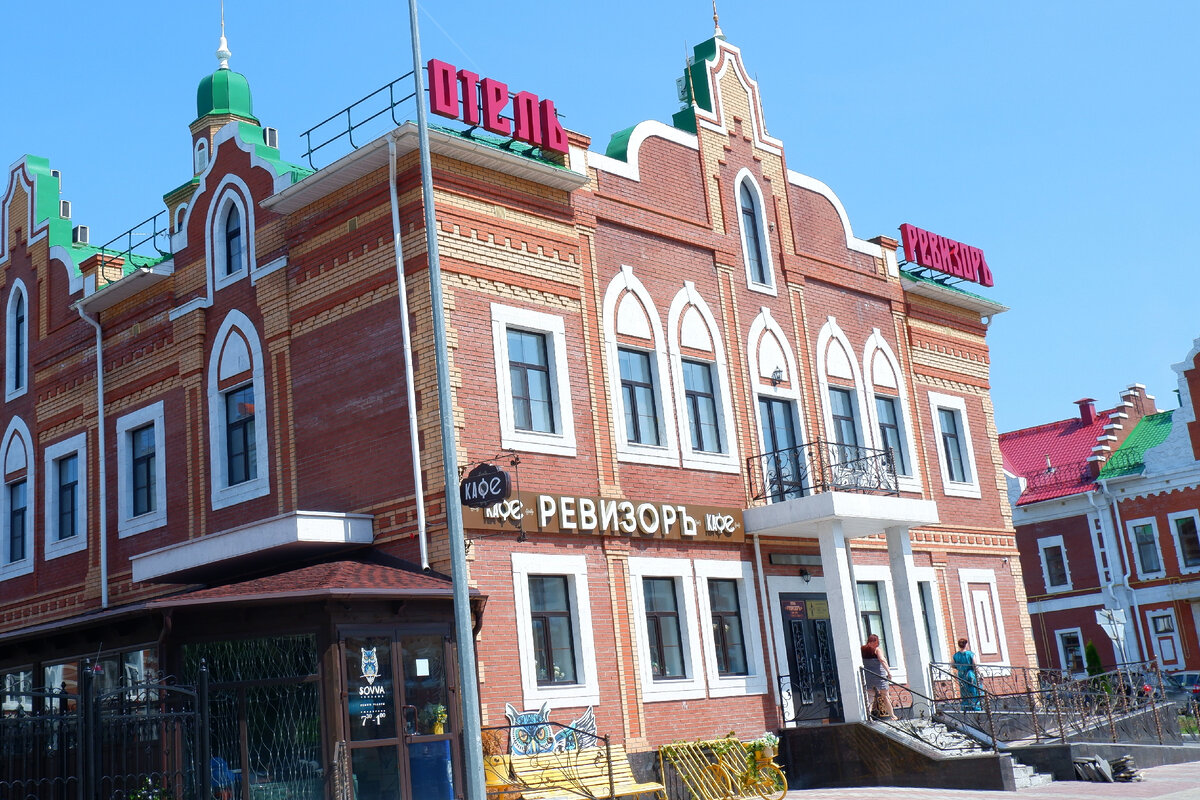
[876,718,1055,787]
[1013,762,1055,789]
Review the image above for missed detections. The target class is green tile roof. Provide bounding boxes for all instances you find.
[900,268,993,304]
[1097,410,1174,479]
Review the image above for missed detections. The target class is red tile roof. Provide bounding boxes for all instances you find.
[150,559,466,608]
[998,408,1118,505]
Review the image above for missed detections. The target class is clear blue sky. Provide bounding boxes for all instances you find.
[3,2,1195,432]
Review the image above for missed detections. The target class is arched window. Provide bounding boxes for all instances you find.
[224,206,243,276]
[736,171,774,292]
[746,309,806,502]
[194,139,209,174]
[862,331,920,491]
[6,281,28,401]
[0,418,33,579]
[208,311,269,509]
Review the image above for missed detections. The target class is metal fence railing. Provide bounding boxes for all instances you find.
[749,439,898,502]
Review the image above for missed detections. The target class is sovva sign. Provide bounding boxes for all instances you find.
[427,59,569,155]
[462,491,743,543]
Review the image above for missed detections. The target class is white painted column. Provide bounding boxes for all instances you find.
[819,520,866,722]
[886,525,933,709]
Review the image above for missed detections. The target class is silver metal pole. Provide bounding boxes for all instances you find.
[406,4,485,800]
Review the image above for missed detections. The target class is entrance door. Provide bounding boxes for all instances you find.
[758,397,804,501]
[342,631,459,800]
[779,593,842,723]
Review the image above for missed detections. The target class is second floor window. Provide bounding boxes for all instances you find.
[529,575,577,685]
[829,388,860,449]
[225,385,256,486]
[224,206,243,276]
[1043,544,1068,588]
[1173,515,1200,569]
[708,578,747,676]
[875,395,909,476]
[619,348,661,446]
[1132,523,1161,575]
[740,182,768,285]
[56,454,78,541]
[643,577,685,679]
[131,424,156,517]
[507,329,555,433]
[7,481,25,563]
[682,360,721,453]
[938,407,970,483]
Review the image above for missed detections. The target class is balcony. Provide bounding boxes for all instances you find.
[745,440,937,539]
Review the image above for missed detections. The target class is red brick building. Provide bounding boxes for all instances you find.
[1003,346,1200,676]
[0,22,1029,798]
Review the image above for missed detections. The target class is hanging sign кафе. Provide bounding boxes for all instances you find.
[462,491,744,543]
[427,58,569,155]
[899,223,994,287]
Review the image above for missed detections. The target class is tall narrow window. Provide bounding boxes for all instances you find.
[529,575,577,685]
[740,183,768,285]
[938,407,970,483]
[11,293,24,392]
[1043,545,1068,588]
[643,578,685,679]
[224,206,242,276]
[682,360,721,453]
[619,348,661,446]
[1173,515,1200,569]
[875,395,909,475]
[56,455,78,541]
[1133,523,1162,575]
[7,481,25,563]
[225,385,256,486]
[131,424,156,517]
[829,388,860,451]
[708,578,747,676]
[1058,630,1084,673]
[857,582,892,663]
[507,329,555,433]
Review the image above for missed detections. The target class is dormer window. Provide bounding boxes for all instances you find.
[735,172,774,294]
[6,282,28,401]
[224,206,243,276]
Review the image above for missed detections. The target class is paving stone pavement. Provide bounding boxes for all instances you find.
[782,759,1200,799]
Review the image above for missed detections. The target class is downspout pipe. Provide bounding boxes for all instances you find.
[1100,477,1144,662]
[387,132,430,571]
[76,305,108,609]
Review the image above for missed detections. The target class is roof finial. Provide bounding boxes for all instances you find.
[712,0,723,37]
[216,0,231,70]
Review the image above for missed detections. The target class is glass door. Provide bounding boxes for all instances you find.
[342,632,458,800]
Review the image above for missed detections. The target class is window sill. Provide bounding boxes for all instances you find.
[746,281,778,297]
[616,442,678,467]
[212,475,270,511]
[707,674,767,699]
[680,451,741,474]
[0,559,33,581]
[942,480,982,499]
[45,533,87,560]
[522,683,600,709]
[641,679,707,703]
[500,429,577,458]
[119,511,168,538]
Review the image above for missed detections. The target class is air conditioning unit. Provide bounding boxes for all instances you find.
[59,200,71,219]
[263,127,279,148]
[72,226,89,246]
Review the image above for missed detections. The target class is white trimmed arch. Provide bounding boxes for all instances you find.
[862,329,921,490]
[0,416,33,579]
[746,307,807,460]
[207,309,270,509]
[815,317,868,449]
[205,174,257,291]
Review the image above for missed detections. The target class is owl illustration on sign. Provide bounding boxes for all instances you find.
[361,647,380,685]
[505,702,596,754]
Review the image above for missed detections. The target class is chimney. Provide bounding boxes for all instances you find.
[1075,398,1096,426]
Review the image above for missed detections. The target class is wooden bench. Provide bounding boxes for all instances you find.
[501,743,666,800]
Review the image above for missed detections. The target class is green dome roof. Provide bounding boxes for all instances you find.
[196,67,257,122]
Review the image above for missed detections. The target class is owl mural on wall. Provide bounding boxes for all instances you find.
[504,702,597,754]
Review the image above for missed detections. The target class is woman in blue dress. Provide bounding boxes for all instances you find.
[953,637,982,711]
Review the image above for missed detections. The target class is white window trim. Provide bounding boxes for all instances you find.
[1166,510,1200,576]
[1054,626,1086,677]
[208,311,270,510]
[116,402,167,537]
[206,177,257,291]
[861,330,922,493]
[912,567,950,664]
[0,418,33,581]
[667,283,738,473]
[1037,534,1073,593]
[602,266,679,466]
[816,319,869,459]
[491,303,576,457]
[958,568,1011,665]
[1147,608,1183,668]
[1125,517,1167,580]
[44,433,87,560]
[853,564,907,684]
[734,170,776,296]
[928,391,982,499]
[193,139,209,174]
[511,552,599,709]
[695,559,767,698]
[1090,513,1113,585]
[5,279,29,402]
[628,557,706,702]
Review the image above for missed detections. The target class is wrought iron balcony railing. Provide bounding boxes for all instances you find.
[748,439,899,502]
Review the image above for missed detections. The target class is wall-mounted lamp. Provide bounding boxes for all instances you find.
[799,568,811,583]
[770,367,784,387]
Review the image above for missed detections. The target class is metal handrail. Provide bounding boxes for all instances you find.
[299,72,417,170]
[748,439,898,501]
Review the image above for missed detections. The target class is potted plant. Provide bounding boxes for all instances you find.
[482,728,519,800]
[746,732,779,763]
[419,702,448,734]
